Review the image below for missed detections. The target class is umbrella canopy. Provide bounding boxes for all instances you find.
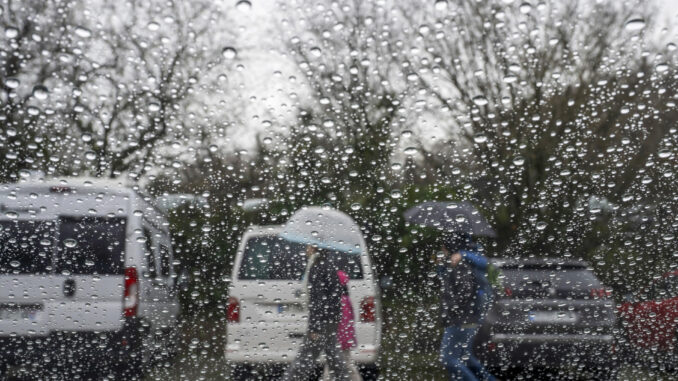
[281,206,363,253]
[403,201,496,238]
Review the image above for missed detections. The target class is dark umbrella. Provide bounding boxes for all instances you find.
[403,201,496,238]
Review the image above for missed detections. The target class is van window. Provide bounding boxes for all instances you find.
[0,220,54,274]
[57,217,126,275]
[144,228,157,278]
[160,245,171,277]
[238,235,363,280]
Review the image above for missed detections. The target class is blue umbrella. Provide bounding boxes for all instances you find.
[281,206,363,253]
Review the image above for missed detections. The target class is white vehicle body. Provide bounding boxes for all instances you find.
[226,225,381,370]
[0,178,179,374]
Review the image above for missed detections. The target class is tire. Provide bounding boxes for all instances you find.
[231,363,254,381]
[358,363,379,381]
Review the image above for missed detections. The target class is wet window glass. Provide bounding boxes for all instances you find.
[0,220,54,274]
[57,217,125,275]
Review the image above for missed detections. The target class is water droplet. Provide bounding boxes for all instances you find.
[658,149,671,159]
[350,203,361,211]
[148,103,161,112]
[512,156,525,166]
[147,21,160,31]
[473,133,487,144]
[391,163,402,170]
[5,27,19,39]
[390,190,402,199]
[85,151,97,161]
[81,133,92,142]
[10,260,20,268]
[503,74,518,83]
[262,137,273,144]
[404,147,418,155]
[32,85,49,100]
[5,77,19,89]
[310,47,322,57]
[656,63,669,73]
[5,211,18,219]
[536,221,547,231]
[401,130,413,138]
[64,238,77,248]
[74,26,92,38]
[455,214,466,223]
[434,0,448,11]
[236,0,252,11]
[222,47,237,60]
[625,18,646,32]
[472,95,489,106]
[519,2,532,14]
[40,239,51,246]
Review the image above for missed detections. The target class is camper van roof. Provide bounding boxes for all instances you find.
[0,177,135,195]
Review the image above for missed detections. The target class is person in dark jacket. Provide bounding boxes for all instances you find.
[438,234,495,381]
[282,245,350,381]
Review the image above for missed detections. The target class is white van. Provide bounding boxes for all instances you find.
[0,177,181,378]
[226,225,381,380]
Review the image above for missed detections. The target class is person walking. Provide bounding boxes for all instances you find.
[437,234,495,381]
[282,245,350,381]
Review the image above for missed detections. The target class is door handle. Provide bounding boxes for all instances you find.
[63,279,76,297]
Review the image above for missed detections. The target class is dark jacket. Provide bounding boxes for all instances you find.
[307,256,343,333]
[438,261,478,326]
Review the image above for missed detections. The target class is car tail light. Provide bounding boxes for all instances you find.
[360,296,376,322]
[227,297,240,323]
[123,267,139,317]
[590,288,611,299]
[504,287,513,298]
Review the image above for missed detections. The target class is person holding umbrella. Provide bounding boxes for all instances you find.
[404,201,496,381]
[281,207,359,381]
[436,234,496,381]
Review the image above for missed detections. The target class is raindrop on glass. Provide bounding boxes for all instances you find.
[74,26,92,38]
[222,47,237,60]
[32,85,49,100]
[236,0,252,12]
[472,95,489,106]
[404,147,418,155]
[624,18,646,32]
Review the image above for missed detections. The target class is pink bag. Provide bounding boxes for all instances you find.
[337,270,357,350]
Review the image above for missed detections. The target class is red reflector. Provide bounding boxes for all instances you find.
[123,267,139,317]
[227,297,240,323]
[360,296,376,322]
[504,287,513,297]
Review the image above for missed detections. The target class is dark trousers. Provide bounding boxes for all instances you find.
[440,326,495,381]
[282,323,349,381]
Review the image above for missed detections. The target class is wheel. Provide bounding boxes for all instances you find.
[358,363,379,381]
[231,363,254,381]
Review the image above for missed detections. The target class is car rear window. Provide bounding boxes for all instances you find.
[500,268,601,299]
[57,216,126,275]
[238,235,363,280]
[0,220,55,274]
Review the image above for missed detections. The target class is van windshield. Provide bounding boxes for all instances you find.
[238,235,363,280]
[57,216,126,275]
[0,220,54,274]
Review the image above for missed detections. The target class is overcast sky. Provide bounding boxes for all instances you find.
[226,0,678,151]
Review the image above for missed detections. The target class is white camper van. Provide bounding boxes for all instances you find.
[0,178,181,378]
[226,225,381,380]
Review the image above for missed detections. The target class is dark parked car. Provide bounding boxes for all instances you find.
[474,258,616,378]
[617,270,678,364]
